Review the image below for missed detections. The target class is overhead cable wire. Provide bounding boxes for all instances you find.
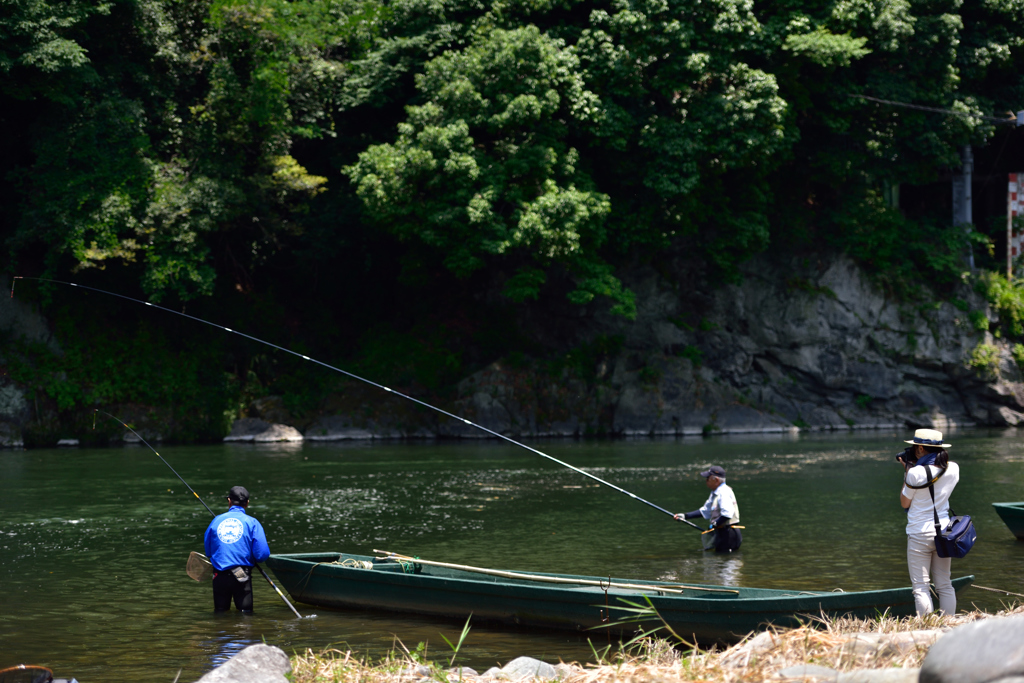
[850,94,1018,125]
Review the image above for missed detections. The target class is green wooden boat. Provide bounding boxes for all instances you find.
[993,502,1024,539]
[265,552,974,642]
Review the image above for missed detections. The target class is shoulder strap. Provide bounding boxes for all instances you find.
[925,465,944,536]
[904,464,946,490]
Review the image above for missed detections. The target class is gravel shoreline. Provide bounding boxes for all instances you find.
[195,605,1024,683]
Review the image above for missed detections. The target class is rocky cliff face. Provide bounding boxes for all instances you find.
[401,255,1024,439]
[4,259,1024,446]
[0,277,63,446]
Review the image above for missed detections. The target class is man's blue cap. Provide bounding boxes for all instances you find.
[700,465,726,478]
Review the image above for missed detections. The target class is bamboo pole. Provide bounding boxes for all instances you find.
[971,584,1024,599]
[372,550,739,594]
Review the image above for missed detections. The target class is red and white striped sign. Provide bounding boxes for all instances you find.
[1009,174,1024,259]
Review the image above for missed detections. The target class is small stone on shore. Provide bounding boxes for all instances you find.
[500,656,558,681]
[194,643,290,683]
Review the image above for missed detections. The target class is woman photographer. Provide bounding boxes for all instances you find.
[898,428,960,616]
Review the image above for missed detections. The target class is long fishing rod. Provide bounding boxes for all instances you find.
[93,409,307,618]
[16,276,702,532]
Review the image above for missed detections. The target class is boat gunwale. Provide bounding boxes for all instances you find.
[266,552,973,608]
[992,502,1024,538]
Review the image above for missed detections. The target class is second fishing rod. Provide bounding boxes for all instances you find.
[94,410,308,618]
[23,276,704,532]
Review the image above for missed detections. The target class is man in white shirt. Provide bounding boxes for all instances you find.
[674,465,742,552]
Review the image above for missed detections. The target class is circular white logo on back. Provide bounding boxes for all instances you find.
[216,518,245,544]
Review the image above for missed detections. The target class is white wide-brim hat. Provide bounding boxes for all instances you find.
[904,428,952,449]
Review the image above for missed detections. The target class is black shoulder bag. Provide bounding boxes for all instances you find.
[923,465,977,559]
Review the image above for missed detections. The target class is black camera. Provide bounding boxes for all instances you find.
[895,446,916,465]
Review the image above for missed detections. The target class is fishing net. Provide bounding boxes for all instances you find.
[0,665,53,683]
[186,551,213,581]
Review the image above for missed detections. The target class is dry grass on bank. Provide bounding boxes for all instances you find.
[289,604,1024,683]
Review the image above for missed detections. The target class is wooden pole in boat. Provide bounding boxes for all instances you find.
[971,584,1024,599]
[373,550,739,594]
[94,409,307,619]
[17,277,701,531]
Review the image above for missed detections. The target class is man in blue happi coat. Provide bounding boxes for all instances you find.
[204,485,270,613]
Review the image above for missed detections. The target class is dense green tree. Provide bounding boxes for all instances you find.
[5,0,1024,312]
[347,24,634,314]
[7,0,1024,438]
[3,0,362,301]
[573,0,791,279]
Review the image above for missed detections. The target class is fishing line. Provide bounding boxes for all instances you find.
[17,275,702,531]
[94,409,215,516]
[93,409,309,618]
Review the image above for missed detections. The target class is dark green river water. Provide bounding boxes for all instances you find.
[1,430,1022,681]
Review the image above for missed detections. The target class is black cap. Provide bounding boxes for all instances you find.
[227,485,250,503]
[700,465,726,478]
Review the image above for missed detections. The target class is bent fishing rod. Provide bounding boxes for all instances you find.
[16,276,702,532]
[93,410,307,618]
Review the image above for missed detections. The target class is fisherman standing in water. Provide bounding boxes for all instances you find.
[674,465,742,552]
[204,486,270,613]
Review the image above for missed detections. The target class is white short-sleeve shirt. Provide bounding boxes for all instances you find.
[700,482,740,525]
[902,461,960,536]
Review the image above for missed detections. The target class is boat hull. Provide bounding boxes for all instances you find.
[265,553,974,642]
[993,502,1024,539]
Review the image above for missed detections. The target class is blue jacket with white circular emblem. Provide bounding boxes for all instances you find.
[203,505,271,571]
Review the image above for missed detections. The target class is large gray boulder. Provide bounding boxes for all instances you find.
[224,418,303,443]
[920,614,1024,683]
[194,643,290,683]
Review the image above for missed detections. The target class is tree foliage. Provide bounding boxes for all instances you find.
[3,0,352,300]
[3,0,1024,312]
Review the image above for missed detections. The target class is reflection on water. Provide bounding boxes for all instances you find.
[1,430,1023,682]
[205,624,264,668]
[702,554,744,587]
[656,554,744,587]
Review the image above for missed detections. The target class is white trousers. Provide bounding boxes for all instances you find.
[907,533,955,616]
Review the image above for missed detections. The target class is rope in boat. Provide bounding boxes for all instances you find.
[294,556,417,596]
[338,557,417,572]
[339,559,375,570]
